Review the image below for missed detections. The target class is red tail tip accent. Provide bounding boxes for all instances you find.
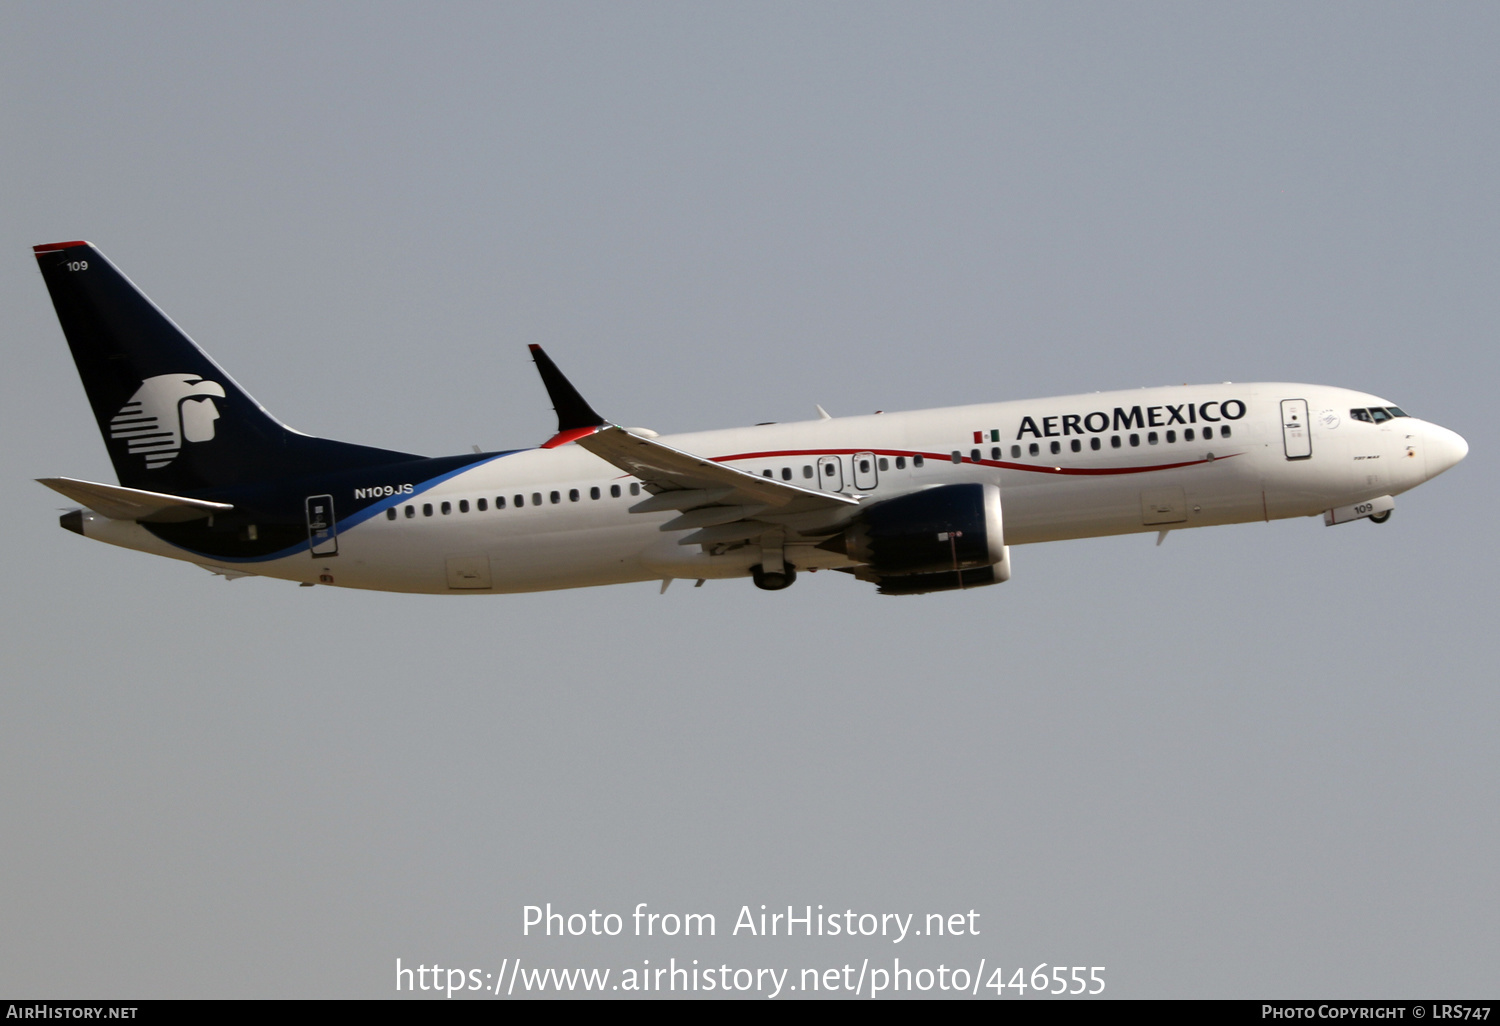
[33,241,90,253]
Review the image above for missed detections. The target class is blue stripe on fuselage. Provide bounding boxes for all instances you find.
[156,449,526,564]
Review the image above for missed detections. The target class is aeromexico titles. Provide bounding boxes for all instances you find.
[34,241,1467,596]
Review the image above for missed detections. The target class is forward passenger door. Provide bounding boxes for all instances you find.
[1281,399,1312,460]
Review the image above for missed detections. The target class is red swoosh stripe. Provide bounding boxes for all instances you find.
[707,447,1242,476]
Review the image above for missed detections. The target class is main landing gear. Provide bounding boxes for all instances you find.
[751,564,797,591]
[1369,510,1392,524]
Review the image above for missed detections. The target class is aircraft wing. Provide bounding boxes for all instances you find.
[38,477,233,523]
[577,426,857,545]
[528,344,857,546]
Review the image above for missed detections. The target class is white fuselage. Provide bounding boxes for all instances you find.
[76,382,1467,594]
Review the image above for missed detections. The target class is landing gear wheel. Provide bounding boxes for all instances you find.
[751,564,797,591]
[1369,510,1392,524]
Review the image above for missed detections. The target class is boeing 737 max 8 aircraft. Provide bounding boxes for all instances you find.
[33,241,1468,596]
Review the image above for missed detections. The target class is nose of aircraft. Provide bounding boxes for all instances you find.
[1424,423,1468,480]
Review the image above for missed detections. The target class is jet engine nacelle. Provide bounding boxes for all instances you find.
[836,482,1006,575]
[865,560,1009,595]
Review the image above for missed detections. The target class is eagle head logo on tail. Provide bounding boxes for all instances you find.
[109,373,227,469]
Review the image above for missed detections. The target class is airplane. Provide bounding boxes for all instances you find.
[32,241,1468,596]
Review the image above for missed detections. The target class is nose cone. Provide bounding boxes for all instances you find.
[1425,424,1468,480]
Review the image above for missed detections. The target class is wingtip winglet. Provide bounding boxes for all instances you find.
[530,345,607,441]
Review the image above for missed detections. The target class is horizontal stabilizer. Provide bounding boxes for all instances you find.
[38,477,233,522]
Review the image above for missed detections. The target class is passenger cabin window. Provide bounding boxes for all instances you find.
[1071,439,1081,452]
[895,456,906,469]
[515,494,524,507]
[1221,425,1231,437]
[1147,432,1158,445]
[1028,443,1039,457]
[459,499,469,513]
[1090,437,1101,451]
[550,491,560,504]
[1184,428,1195,442]
[610,485,621,498]
[630,483,641,495]
[386,508,396,521]
[861,458,874,473]
[878,458,889,471]
[405,505,415,518]
[441,501,451,514]
[477,498,488,511]
[590,486,601,500]
[782,467,792,480]
[951,451,962,464]
[569,489,580,502]
[991,447,1000,460]
[1050,441,1060,455]
[1166,430,1176,443]
[763,469,772,477]
[423,503,433,517]
[1111,436,1121,449]
[913,455,924,467]
[803,465,814,478]
[532,492,542,506]
[495,496,506,509]
[1129,434,1139,447]
[1202,426,1213,439]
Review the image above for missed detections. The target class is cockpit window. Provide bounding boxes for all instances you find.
[1350,406,1408,423]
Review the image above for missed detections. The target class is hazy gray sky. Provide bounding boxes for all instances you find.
[2,2,1495,998]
